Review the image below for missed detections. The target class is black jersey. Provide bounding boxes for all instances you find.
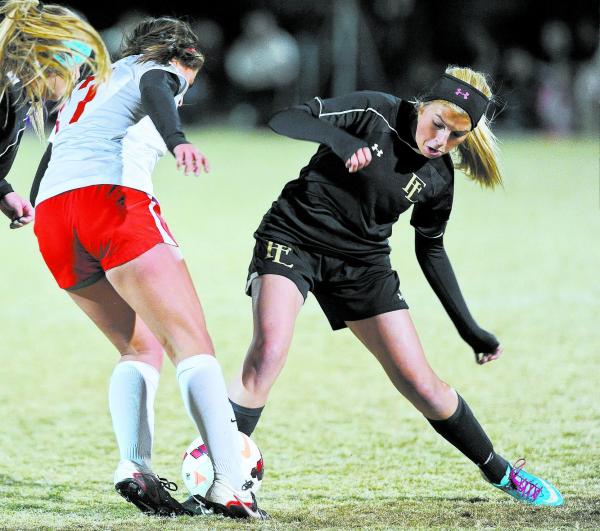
[0,83,29,198]
[257,91,454,263]
[257,91,500,355]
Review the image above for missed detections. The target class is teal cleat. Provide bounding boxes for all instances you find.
[489,459,564,506]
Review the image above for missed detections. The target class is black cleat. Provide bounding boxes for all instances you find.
[182,495,214,516]
[115,472,192,517]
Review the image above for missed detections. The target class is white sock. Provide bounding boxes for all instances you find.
[176,354,245,489]
[109,360,159,475]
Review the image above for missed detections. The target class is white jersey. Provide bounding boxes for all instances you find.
[36,55,188,205]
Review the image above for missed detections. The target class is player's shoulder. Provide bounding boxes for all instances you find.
[115,55,179,78]
[345,90,400,111]
[316,90,398,110]
[114,55,187,94]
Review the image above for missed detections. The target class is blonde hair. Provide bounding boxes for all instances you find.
[416,66,502,188]
[0,0,111,136]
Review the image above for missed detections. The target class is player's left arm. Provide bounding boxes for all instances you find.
[412,197,501,364]
[415,231,502,364]
[139,69,209,176]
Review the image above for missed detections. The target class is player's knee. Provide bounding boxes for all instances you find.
[407,376,449,408]
[157,329,215,360]
[248,336,289,375]
[118,348,164,371]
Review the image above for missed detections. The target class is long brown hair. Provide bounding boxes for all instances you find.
[120,17,204,71]
[0,0,111,136]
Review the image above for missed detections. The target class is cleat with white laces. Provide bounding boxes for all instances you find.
[487,458,564,506]
[202,477,269,520]
[114,460,191,516]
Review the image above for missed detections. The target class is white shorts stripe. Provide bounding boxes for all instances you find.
[147,194,176,246]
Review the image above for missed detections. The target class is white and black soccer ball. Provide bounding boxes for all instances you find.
[181,431,264,498]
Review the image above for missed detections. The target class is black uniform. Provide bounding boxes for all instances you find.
[248,91,498,354]
[0,82,29,199]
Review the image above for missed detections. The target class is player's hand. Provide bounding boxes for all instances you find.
[0,191,35,229]
[345,147,372,173]
[475,345,503,365]
[173,143,210,176]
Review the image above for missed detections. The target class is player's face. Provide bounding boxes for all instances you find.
[415,102,471,158]
[171,60,199,86]
[44,66,81,101]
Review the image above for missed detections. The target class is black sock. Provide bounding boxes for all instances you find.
[229,400,264,436]
[428,394,509,484]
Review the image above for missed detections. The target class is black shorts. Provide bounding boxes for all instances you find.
[245,237,409,330]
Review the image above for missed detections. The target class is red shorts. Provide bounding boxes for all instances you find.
[34,185,178,290]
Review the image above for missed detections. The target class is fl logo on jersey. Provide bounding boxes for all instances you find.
[402,174,426,203]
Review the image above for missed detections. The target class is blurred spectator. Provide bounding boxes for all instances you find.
[179,18,226,124]
[498,47,540,131]
[100,10,148,59]
[225,10,300,126]
[464,22,500,77]
[536,20,574,136]
[574,45,600,135]
[572,17,599,135]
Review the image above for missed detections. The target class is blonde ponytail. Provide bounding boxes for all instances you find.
[445,65,502,188]
[0,0,111,137]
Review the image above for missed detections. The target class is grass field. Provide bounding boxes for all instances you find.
[0,130,598,530]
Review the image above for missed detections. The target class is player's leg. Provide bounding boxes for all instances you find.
[228,274,304,435]
[68,276,189,516]
[105,243,266,518]
[346,310,563,506]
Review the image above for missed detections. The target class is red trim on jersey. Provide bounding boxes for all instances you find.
[34,185,178,290]
[69,81,97,124]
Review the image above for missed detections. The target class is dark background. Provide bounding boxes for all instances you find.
[64,0,599,133]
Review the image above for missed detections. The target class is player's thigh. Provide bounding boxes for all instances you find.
[346,309,454,417]
[68,276,164,370]
[245,237,312,361]
[105,243,214,362]
[230,274,304,403]
[248,274,304,358]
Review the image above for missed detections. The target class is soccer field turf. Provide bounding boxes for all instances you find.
[0,131,598,529]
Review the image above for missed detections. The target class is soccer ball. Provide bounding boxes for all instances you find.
[181,431,264,498]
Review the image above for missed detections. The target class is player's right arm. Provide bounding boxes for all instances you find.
[268,91,395,172]
[139,69,209,176]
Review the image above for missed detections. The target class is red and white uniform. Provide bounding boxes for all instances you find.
[34,56,188,290]
[37,55,188,204]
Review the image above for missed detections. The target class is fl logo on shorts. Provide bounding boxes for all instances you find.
[265,241,294,268]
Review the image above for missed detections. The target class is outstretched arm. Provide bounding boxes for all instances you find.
[415,230,502,364]
[268,92,400,172]
[268,106,369,166]
[139,69,209,176]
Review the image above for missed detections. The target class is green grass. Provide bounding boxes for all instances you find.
[0,131,599,530]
